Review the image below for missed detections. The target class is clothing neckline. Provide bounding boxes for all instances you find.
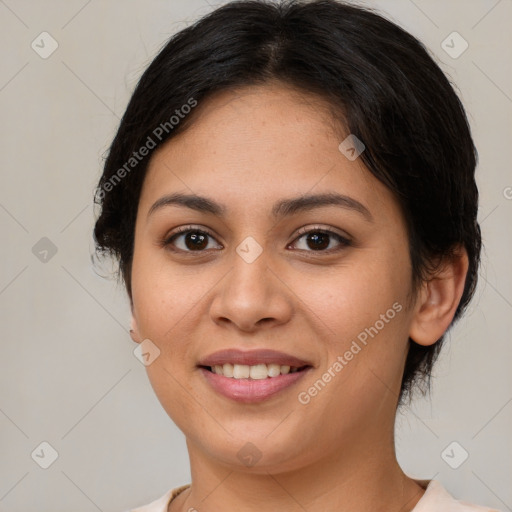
[165,480,434,510]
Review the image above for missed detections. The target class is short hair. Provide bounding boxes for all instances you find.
[93,0,481,406]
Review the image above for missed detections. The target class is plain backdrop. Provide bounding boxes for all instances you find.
[1,1,511,511]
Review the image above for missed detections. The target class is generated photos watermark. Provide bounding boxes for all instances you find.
[96,97,198,200]
[298,301,403,405]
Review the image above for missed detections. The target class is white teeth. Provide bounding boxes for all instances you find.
[267,363,281,377]
[233,364,250,379]
[249,364,268,380]
[222,363,234,377]
[211,363,301,379]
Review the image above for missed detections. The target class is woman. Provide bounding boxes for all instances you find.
[93,1,498,510]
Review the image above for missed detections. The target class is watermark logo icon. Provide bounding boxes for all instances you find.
[133,339,161,366]
[31,441,59,469]
[31,32,59,59]
[236,236,263,264]
[441,32,468,59]
[338,134,365,161]
[441,441,469,469]
[237,442,262,467]
[32,237,58,263]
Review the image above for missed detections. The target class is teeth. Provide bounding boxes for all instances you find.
[267,363,281,377]
[233,364,250,379]
[210,363,300,379]
[249,364,268,380]
[222,363,234,377]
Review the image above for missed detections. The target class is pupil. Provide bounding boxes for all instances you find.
[186,232,208,250]
[307,232,329,250]
[183,232,330,251]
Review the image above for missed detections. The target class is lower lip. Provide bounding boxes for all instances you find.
[199,367,311,403]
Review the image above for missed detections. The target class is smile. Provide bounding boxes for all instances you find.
[196,348,314,403]
[199,364,312,403]
[205,363,308,379]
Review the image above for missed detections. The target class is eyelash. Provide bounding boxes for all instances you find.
[161,224,352,255]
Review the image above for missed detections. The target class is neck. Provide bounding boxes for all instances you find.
[172,432,426,512]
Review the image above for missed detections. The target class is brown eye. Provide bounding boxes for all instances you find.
[181,231,209,251]
[303,232,330,250]
[164,227,222,252]
[290,227,351,253]
[163,225,350,255]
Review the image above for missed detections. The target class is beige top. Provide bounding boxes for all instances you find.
[128,479,501,512]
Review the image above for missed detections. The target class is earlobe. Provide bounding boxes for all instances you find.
[129,315,142,344]
[409,247,469,347]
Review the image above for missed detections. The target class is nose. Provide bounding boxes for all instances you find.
[209,247,294,332]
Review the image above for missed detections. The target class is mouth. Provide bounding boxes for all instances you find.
[199,363,311,379]
[196,349,314,403]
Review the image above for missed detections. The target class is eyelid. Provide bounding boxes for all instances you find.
[163,224,222,248]
[292,224,351,242]
[162,224,352,253]
[288,224,352,252]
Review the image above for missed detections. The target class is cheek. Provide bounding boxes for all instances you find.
[132,268,196,338]
[292,263,410,414]
[130,251,207,427]
[132,240,182,317]
[292,252,410,340]
[130,245,223,358]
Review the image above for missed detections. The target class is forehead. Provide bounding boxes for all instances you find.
[139,83,398,223]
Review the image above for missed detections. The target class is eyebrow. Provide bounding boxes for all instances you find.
[147,191,373,221]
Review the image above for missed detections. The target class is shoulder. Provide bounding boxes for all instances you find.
[124,484,191,512]
[412,479,502,512]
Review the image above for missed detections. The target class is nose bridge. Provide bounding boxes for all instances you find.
[228,237,272,304]
[210,236,292,330]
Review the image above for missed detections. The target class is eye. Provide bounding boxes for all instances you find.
[288,225,351,253]
[162,225,222,253]
[162,224,351,254]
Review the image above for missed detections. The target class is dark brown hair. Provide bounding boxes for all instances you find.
[93,0,481,405]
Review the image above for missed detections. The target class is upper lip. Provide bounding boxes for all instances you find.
[197,349,313,368]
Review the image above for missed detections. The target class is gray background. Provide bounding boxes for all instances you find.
[0,0,511,511]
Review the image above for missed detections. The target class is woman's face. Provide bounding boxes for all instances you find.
[130,83,418,472]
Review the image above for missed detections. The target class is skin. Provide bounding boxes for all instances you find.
[129,82,469,512]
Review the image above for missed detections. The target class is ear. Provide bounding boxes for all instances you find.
[409,246,469,346]
[129,307,142,344]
